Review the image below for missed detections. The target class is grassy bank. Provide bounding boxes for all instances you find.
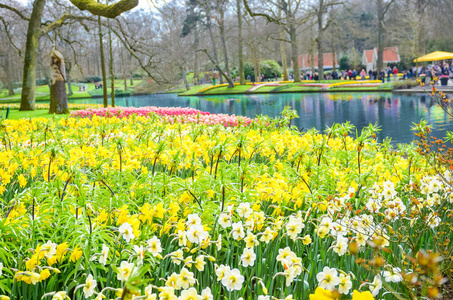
[3,109,66,120]
[0,80,142,102]
[177,80,395,96]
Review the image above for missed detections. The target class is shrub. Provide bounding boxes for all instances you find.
[259,60,282,79]
[392,79,419,89]
[82,76,103,83]
[115,89,132,97]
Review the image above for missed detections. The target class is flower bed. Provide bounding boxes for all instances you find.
[328,80,383,88]
[71,106,252,127]
[0,109,450,299]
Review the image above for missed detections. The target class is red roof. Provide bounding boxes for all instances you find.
[364,47,400,63]
[297,53,339,69]
[365,50,374,63]
[382,47,399,62]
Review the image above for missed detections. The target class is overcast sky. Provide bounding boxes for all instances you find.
[15,0,155,11]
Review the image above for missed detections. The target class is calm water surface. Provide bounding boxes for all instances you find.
[69,92,453,144]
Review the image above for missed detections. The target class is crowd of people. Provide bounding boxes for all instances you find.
[296,63,453,83]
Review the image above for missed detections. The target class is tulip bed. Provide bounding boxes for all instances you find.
[0,107,451,300]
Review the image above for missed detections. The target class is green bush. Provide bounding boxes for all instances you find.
[114,89,132,97]
[392,79,419,90]
[82,76,102,83]
[260,60,282,79]
[36,78,49,86]
[339,56,349,71]
[244,60,282,80]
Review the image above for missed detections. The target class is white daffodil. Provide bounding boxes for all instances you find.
[186,224,208,244]
[186,213,202,227]
[83,274,96,298]
[176,267,196,289]
[201,287,213,300]
[237,203,252,218]
[383,267,403,283]
[221,268,244,291]
[117,261,134,282]
[133,245,145,265]
[118,222,135,242]
[241,248,256,267]
[369,274,383,296]
[42,240,57,259]
[99,244,109,265]
[147,236,162,257]
[231,222,245,240]
[332,235,348,256]
[179,287,201,300]
[316,266,340,291]
[218,212,232,228]
[215,264,230,281]
[338,273,352,294]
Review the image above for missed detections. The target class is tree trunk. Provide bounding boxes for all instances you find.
[98,15,108,107]
[206,10,223,84]
[317,33,324,80]
[66,62,73,96]
[130,72,133,86]
[108,20,115,107]
[20,0,47,111]
[182,66,190,91]
[193,23,200,84]
[289,23,300,82]
[279,1,288,81]
[49,49,69,114]
[376,0,384,74]
[331,42,336,73]
[331,26,336,72]
[219,6,233,88]
[237,0,245,85]
[286,3,300,83]
[199,49,234,87]
[5,51,15,96]
[317,3,324,80]
[416,0,426,56]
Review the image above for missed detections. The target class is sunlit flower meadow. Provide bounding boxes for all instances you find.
[0,107,451,300]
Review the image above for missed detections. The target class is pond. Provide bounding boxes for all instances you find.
[69,92,453,144]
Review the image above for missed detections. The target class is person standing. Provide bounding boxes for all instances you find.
[360,69,366,80]
[393,66,399,81]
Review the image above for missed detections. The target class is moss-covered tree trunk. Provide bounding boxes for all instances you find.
[20,0,46,111]
[49,49,69,114]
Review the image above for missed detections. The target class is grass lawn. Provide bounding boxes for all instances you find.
[178,85,211,96]
[255,86,278,92]
[3,109,67,120]
[282,86,322,92]
[0,81,142,102]
[202,85,252,95]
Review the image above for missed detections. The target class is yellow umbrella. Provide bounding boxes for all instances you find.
[414,51,453,62]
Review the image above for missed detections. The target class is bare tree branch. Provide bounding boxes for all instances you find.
[0,16,22,56]
[40,14,95,36]
[0,4,29,21]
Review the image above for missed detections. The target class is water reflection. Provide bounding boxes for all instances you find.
[69,92,453,144]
